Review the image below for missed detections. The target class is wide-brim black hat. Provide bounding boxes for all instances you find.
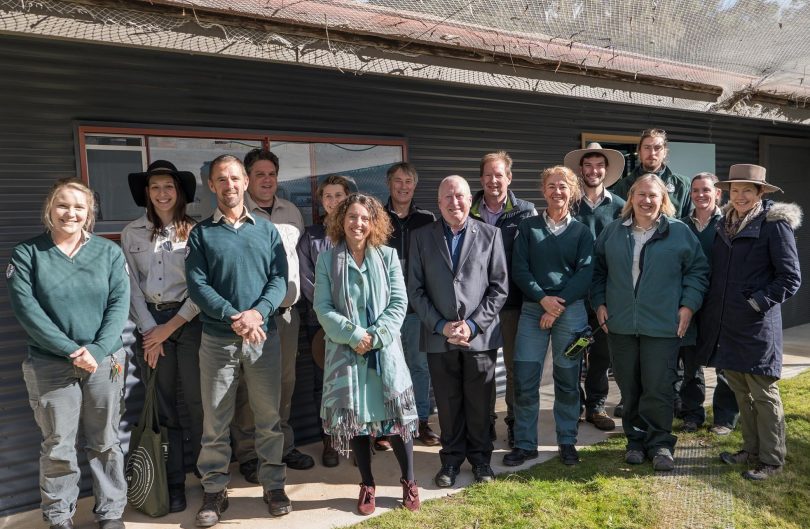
[128,160,196,208]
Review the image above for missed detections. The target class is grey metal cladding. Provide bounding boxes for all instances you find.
[0,33,808,515]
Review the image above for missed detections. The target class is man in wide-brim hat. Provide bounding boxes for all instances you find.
[564,142,626,431]
[128,160,196,208]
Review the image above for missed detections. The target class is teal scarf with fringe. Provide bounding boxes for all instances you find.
[320,241,417,454]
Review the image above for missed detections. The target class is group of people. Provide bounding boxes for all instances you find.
[7,127,802,529]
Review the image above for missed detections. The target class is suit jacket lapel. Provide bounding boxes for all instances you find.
[431,222,454,271]
[455,220,477,275]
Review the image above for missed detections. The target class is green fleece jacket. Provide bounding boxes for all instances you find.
[185,215,288,336]
[512,216,594,304]
[591,216,709,337]
[7,232,130,363]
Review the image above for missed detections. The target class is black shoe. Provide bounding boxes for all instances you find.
[196,489,229,527]
[265,488,293,516]
[505,418,515,448]
[239,458,260,484]
[322,435,340,467]
[502,447,538,467]
[614,403,624,418]
[283,448,315,470]
[559,444,580,466]
[489,421,497,442]
[169,484,187,513]
[434,464,459,487]
[682,421,699,433]
[49,521,74,529]
[472,463,495,483]
[98,520,125,529]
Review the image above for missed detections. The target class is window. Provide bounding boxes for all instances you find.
[76,124,406,235]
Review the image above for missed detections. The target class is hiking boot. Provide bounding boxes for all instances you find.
[239,458,259,484]
[322,435,339,467]
[472,463,495,483]
[586,410,616,431]
[265,489,292,516]
[625,449,645,465]
[98,520,125,529]
[710,425,733,436]
[559,444,580,466]
[720,450,756,465]
[49,521,73,529]
[196,489,228,527]
[417,421,441,446]
[357,483,376,515]
[434,465,459,487]
[502,447,539,466]
[743,463,782,481]
[400,478,420,511]
[283,448,315,470]
[652,453,675,471]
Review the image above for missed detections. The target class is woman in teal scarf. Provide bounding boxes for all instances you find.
[314,193,419,515]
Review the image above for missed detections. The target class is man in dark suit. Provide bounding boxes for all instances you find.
[408,175,508,487]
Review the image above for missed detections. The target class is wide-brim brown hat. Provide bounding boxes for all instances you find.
[128,160,197,207]
[563,142,625,188]
[311,327,326,370]
[715,164,782,193]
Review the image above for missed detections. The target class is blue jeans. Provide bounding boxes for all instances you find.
[197,331,285,492]
[513,300,587,448]
[401,313,431,421]
[22,350,127,525]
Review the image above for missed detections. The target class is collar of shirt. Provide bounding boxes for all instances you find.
[213,206,255,226]
[441,217,467,236]
[582,188,613,210]
[543,210,572,232]
[690,205,722,232]
[623,214,662,230]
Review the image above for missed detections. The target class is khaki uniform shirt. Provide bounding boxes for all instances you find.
[121,215,200,332]
[245,193,304,307]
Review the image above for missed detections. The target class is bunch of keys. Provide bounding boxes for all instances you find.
[110,356,123,381]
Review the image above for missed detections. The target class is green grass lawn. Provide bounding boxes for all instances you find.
[358,370,810,529]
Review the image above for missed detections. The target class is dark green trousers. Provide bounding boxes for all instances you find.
[608,334,680,457]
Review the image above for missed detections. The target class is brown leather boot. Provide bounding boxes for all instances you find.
[417,421,441,446]
[357,483,376,515]
[400,478,420,511]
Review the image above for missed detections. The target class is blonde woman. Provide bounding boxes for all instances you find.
[592,173,708,471]
[8,178,130,529]
[504,166,594,467]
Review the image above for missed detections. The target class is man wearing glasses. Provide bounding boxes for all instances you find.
[610,129,692,218]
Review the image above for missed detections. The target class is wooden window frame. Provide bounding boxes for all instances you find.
[74,122,408,239]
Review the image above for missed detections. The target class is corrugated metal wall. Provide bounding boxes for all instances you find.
[1,34,808,515]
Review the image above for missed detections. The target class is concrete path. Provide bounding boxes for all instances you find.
[7,324,810,529]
